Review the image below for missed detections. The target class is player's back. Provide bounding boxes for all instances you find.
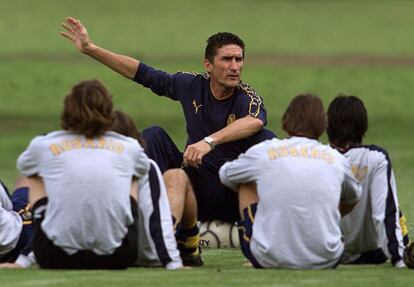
[250,137,349,269]
[17,130,149,255]
[340,145,405,262]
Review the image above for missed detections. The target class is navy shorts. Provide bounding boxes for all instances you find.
[142,126,275,223]
[184,164,239,222]
[32,197,138,269]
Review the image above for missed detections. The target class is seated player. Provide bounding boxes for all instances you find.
[327,94,410,268]
[219,94,361,269]
[0,178,33,268]
[111,111,183,270]
[16,80,150,269]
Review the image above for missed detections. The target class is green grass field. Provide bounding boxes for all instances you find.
[1,0,414,285]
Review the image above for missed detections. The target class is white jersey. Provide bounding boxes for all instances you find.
[135,160,182,270]
[220,136,361,269]
[17,130,150,255]
[0,182,23,257]
[340,145,407,264]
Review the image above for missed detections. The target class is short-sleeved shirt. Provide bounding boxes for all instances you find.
[220,136,361,269]
[133,63,268,171]
[17,130,150,255]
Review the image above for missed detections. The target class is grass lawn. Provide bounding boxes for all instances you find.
[1,249,414,287]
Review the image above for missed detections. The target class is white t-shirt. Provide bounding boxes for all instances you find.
[17,130,150,255]
[220,136,361,269]
[340,145,406,264]
[0,182,23,257]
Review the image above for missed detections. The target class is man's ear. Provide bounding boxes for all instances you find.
[203,59,212,73]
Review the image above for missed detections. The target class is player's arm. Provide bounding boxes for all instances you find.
[17,138,41,177]
[211,115,264,145]
[219,145,260,192]
[133,143,151,178]
[183,116,263,168]
[0,205,23,257]
[61,17,139,79]
[339,160,361,217]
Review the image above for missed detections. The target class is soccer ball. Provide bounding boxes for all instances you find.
[199,220,240,248]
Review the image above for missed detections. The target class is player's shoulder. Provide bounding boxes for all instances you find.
[26,130,66,146]
[237,81,262,99]
[176,70,209,81]
[347,144,390,162]
[106,131,144,148]
[246,137,282,154]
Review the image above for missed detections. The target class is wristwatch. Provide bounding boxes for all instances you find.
[203,136,216,150]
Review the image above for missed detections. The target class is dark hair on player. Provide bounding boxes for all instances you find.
[205,32,245,63]
[327,94,368,148]
[282,93,326,140]
[111,110,145,147]
[61,80,115,138]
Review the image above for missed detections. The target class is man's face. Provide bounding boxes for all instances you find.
[204,44,244,89]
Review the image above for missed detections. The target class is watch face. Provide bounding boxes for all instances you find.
[204,136,215,147]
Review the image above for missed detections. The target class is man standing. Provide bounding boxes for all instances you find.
[220,94,361,269]
[327,94,410,268]
[61,17,275,265]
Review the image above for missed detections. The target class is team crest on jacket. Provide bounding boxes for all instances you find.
[227,114,236,125]
[351,165,368,182]
[192,100,202,114]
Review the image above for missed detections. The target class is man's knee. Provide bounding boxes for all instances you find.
[164,169,190,192]
[247,128,276,148]
[238,182,258,216]
[142,126,168,143]
[142,126,182,172]
[14,176,31,190]
[27,176,46,206]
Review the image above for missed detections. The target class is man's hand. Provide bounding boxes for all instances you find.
[61,17,93,53]
[183,140,212,168]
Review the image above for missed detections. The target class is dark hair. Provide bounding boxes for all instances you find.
[111,110,145,147]
[205,32,245,62]
[327,94,368,147]
[282,93,326,139]
[61,80,115,138]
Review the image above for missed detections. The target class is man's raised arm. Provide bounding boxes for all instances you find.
[60,17,139,79]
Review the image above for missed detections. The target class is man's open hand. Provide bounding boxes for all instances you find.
[60,17,92,53]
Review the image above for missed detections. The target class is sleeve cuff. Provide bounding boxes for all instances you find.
[133,62,149,83]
